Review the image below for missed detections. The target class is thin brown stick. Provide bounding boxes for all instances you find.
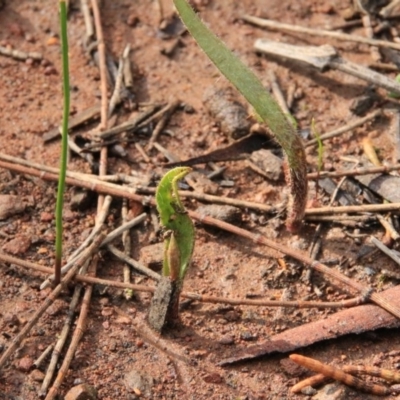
[2,157,400,319]
[136,186,276,213]
[39,277,86,396]
[292,363,400,393]
[41,195,112,289]
[91,0,108,131]
[193,214,400,319]
[45,257,99,400]
[0,234,104,371]
[147,100,181,149]
[0,251,366,309]
[0,153,275,213]
[289,354,391,395]
[243,14,400,52]
[291,373,330,393]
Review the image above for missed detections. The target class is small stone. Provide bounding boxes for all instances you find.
[70,189,92,211]
[40,212,53,222]
[139,243,164,271]
[240,331,257,341]
[3,235,31,255]
[46,37,59,46]
[44,66,57,75]
[124,370,154,397]
[17,356,34,372]
[65,383,97,400]
[46,299,67,316]
[249,149,283,181]
[218,335,235,345]
[0,195,27,220]
[301,386,317,395]
[280,358,305,377]
[196,204,241,223]
[101,307,114,317]
[311,382,376,400]
[63,209,77,222]
[30,369,45,382]
[202,373,224,384]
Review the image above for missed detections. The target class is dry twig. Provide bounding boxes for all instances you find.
[290,354,392,395]
[0,234,104,371]
[0,252,367,309]
[1,155,400,318]
[243,15,400,51]
[0,45,42,61]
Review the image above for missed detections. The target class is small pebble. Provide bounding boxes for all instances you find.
[240,331,257,341]
[30,369,45,382]
[65,383,97,400]
[40,211,53,222]
[17,356,34,372]
[3,235,31,255]
[218,335,235,345]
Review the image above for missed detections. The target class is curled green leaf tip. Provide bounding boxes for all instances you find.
[156,167,195,280]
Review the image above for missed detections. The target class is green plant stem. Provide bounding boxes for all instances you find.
[55,0,70,285]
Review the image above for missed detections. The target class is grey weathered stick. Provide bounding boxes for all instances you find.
[121,197,133,300]
[43,104,101,142]
[33,344,54,369]
[306,109,382,147]
[108,50,126,117]
[123,44,133,88]
[254,39,400,96]
[0,45,42,61]
[147,100,181,148]
[268,70,291,119]
[244,14,400,51]
[101,212,147,245]
[95,104,161,139]
[380,0,400,17]
[80,0,94,42]
[107,244,161,281]
[371,236,400,266]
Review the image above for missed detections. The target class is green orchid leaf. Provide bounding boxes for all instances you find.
[173,0,308,232]
[156,167,195,280]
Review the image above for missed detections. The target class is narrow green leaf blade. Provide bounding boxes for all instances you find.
[173,0,308,231]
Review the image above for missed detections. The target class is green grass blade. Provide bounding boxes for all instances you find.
[173,0,308,231]
[156,167,195,280]
[55,0,70,284]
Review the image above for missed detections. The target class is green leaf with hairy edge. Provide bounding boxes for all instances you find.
[156,167,195,280]
[173,0,308,232]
